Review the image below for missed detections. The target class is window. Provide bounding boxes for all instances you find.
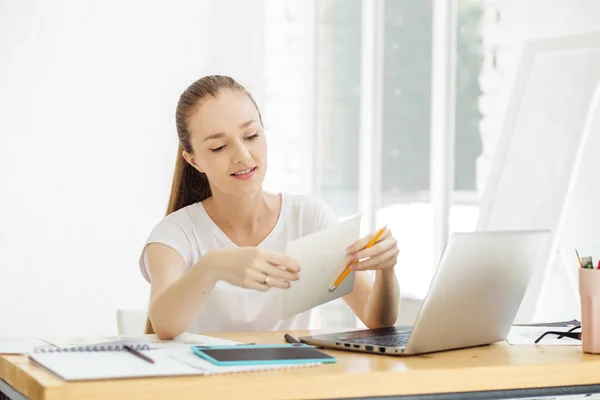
[315,0,484,325]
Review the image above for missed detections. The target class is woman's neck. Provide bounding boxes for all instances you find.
[202,189,280,240]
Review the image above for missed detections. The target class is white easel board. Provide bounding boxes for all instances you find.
[477,31,600,323]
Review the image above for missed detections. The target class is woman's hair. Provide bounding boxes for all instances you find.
[166,75,262,215]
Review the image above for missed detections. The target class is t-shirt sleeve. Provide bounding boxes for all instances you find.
[138,218,193,283]
[315,197,339,230]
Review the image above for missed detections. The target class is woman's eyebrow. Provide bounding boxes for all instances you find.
[204,132,226,142]
[203,120,258,141]
[239,119,257,129]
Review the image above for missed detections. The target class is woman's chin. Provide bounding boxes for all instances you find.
[227,178,264,195]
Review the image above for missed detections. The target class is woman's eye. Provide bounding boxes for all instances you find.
[210,145,226,153]
[246,132,260,140]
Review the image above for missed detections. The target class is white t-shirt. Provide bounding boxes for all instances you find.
[139,192,339,333]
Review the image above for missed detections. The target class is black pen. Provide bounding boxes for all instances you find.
[124,345,155,364]
[284,334,301,344]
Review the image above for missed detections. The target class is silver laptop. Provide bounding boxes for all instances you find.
[299,230,550,356]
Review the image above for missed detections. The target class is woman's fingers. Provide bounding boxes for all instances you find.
[246,264,294,290]
[244,269,270,291]
[352,238,397,261]
[263,277,290,289]
[347,228,391,254]
[258,249,301,273]
[255,260,299,282]
[353,247,399,270]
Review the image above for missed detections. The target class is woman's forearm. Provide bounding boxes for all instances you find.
[363,269,400,328]
[148,259,217,339]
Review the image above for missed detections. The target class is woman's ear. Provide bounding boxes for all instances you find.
[182,151,205,173]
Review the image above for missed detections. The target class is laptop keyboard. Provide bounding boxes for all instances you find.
[342,332,411,347]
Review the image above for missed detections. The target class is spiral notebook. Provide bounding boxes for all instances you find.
[28,340,319,381]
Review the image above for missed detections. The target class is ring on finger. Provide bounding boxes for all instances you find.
[263,275,270,285]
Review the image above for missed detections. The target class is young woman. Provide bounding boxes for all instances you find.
[140,75,400,339]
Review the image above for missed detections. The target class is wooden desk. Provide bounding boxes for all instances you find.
[1,330,600,400]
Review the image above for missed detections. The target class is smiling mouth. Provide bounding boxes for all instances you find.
[231,167,257,176]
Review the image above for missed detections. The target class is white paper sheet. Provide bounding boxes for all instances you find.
[0,338,52,354]
[506,326,581,345]
[143,332,241,348]
[282,214,362,318]
[41,332,240,349]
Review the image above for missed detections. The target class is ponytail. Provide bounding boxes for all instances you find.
[166,144,212,215]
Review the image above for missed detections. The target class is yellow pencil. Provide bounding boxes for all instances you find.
[575,249,583,268]
[329,226,387,292]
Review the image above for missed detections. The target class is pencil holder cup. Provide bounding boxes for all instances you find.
[579,268,600,354]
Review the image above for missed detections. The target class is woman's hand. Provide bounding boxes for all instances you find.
[201,247,300,291]
[346,228,399,271]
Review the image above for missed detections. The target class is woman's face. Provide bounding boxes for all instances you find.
[184,89,267,197]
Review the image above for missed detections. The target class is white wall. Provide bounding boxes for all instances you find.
[0,0,214,336]
[0,0,321,337]
[203,0,266,105]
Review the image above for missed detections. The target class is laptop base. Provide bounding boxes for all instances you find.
[299,326,413,356]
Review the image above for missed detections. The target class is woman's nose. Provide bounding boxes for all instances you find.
[232,142,251,163]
